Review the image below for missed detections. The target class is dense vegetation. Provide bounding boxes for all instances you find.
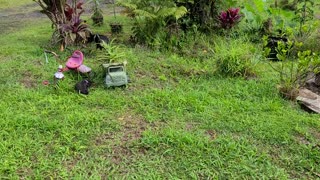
[0,0,320,178]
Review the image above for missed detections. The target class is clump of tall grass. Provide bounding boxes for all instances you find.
[213,37,260,77]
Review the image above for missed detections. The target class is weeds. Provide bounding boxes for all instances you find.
[214,37,259,77]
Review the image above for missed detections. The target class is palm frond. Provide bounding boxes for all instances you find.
[173,6,188,20]
[134,9,157,19]
[117,1,137,10]
[156,6,187,20]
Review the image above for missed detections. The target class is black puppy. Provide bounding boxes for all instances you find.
[75,79,92,95]
[88,33,109,50]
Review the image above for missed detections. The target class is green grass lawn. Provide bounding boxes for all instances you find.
[0,1,320,179]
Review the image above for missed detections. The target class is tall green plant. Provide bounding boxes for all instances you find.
[293,0,314,36]
[174,0,221,32]
[34,0,91,50]
[265,36,319,100]
[214,38,258,77]
[119,0,187,48]
[241,0,269,34]
[97,40,125,63]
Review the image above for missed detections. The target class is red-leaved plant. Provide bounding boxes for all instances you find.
[218,7,242,29]
[34,0,90,50]
[59,0,90,47]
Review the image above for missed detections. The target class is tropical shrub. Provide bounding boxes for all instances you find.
[276,0,298,10]
[293,0,314,36]
[174,0,220,32]
[119,0,187,49]
[174,0,241,32]
[96,40,125,63]
[218,7,241,29]
[34,0,91,50]
[241,0,270,36]
[265,36,320,100]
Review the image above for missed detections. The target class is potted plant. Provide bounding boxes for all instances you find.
[109,0,123,34]
[91,0,104,26]
[265,35,288,61]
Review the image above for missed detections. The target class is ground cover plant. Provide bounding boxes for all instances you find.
[0,0,320,179]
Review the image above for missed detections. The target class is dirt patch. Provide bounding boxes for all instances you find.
[16,167,34,179]
[20,71,37,88]
[185,122,195,131]
[310,128,320,141]
[294,133,311,145]
[62,155,82,172]
[93,111,151,167]
[111,113,148,165]
[205,130,217,140]
[119,114,148,143]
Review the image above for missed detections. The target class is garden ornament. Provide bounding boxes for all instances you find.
[54,65,64,80]
[65,50,91,73]
[66,50,84,69]
[53,65,65,86]
[88,33,110,50]
[75,79,92,95]
[102,62,128,87]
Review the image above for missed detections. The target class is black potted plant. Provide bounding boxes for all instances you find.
[265,35,288,61]
[109,0,123,34]
[91,0,104,26]
[261,17,289,61]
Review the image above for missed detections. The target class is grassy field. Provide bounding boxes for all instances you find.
[0,0,320,179]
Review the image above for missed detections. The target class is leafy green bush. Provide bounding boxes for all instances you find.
[174,0,221,32]
[214,37,259,77]
[293,0,314,36]
[96,40,125,63]
[240,0,270,35]
[177,29,214,59]
[265,36,320,100]
[119,0,187,49]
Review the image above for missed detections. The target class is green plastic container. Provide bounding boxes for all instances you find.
[102,63,128,87]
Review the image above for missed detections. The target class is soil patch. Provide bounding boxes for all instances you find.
[110,113,148,165]
[205,130,217,140]
[93,111,151,167]
[20,71,37,88]
[310,128,320,141]
[294,133,311,145]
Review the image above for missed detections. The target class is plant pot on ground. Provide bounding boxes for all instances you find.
[265,36,288,61]
[109,0,123,34]
[91,0,104,26]
[110,23,123,34]
[92,11,104,26]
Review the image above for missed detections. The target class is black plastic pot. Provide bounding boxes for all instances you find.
[92,16,103,26]
[110,23,123,34]
[92,12,104,26]
[265,36,288,61]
